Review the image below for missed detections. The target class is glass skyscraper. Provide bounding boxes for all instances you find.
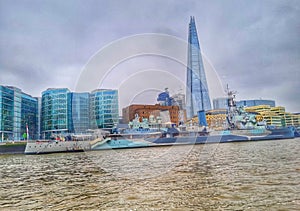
[186,16,211,119]
[90,89,119,129]
[41,88,72,138]
[0,85,38,141]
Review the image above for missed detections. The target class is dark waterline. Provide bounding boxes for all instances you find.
[0,138,299,210]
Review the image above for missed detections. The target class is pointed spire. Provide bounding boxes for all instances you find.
[190,16,193,23]
[186,16,212,118]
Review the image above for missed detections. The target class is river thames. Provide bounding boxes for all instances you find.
[0,138,299,210]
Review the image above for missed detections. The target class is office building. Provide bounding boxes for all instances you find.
[0,85,38,141]
[186,16,211,119]
[213,98,229,110]
[122,104,180,125]
[172,93,186,124]
[172,93,186,110]
[90,89,119,129]
[157,88,173,106]
[70,92,90,133]
[244,105,299,127]
[37,97,42,139]
[236,99,275,108]
[41,88,72,138]
[41,88,118,137]
[213,98,276,110]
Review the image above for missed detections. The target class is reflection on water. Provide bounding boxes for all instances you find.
[0,139,299,210]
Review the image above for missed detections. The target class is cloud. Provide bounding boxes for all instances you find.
[0,0,299,112]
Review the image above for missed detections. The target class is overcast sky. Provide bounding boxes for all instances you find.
[0,0,299,112]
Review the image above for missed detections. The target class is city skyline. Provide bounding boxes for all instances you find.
[0,0,299,112]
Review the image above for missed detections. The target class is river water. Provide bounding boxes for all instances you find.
[0,138,299,210]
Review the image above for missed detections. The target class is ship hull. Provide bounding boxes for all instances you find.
[92,138,150,150]
[146,127,295,145]
[295,129,300,137]
[0,142,27,154]
[91,127,295,150]
[25,140,91,154]
[24,127,296,153]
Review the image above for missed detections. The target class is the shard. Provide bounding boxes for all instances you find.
[186,16,211,119]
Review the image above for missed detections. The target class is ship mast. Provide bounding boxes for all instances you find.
[226,84,237,128]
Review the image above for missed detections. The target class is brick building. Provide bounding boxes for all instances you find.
[122,104,180,125]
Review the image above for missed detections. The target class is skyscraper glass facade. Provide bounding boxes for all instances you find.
[21,94,38,140]
[172,93,186,110]
[213,98,229,110]
[1,86,120,140]
[12,87,21,140]
[213,98,276,110]
[157,88,173,106]
[186,16,211,119]
[0,86,38,141]
[0,86,14,141]
[90,89,119,129]
[236,100,275,108]
[37,97,42,139]
[70,92,90,133]
[41,88,72,138]
[41,88,118,137]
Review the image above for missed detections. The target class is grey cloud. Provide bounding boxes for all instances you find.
[0,0,299,112]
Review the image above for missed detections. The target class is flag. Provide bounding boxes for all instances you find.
[26,123,29,140]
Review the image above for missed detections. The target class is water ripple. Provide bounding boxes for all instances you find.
[0,138,299,210]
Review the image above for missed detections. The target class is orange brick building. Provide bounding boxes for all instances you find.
[122,104,180,125]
